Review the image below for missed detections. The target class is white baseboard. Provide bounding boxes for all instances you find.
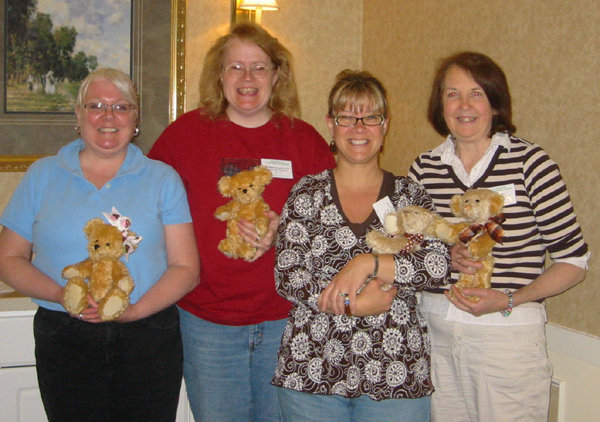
[546,323,600,367]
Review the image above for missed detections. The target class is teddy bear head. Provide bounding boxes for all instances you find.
[217,165,273,205]
[450,189,504,224]
[83,217,128,261]
[383,205,440,237]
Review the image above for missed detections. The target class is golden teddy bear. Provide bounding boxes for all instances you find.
[62,217,137,321]
[436,188,505,300]
[214,165,272,261]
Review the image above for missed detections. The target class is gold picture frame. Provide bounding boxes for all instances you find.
[1,0,181,172]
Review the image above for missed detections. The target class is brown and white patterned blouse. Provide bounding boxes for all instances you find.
[272,170,451,401]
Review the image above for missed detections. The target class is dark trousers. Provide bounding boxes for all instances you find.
[33,305,183,422]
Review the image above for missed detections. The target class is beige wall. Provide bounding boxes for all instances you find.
[182,0,362,138]
[363,0,599,336]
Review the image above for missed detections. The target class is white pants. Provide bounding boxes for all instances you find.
[425,312,552,422]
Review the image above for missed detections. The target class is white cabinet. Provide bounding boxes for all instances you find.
[0,310,195,422]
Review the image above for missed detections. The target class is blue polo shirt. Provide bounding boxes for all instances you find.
[0,139,191,311]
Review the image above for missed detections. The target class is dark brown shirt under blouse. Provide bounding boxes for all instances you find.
[272,169,451,400]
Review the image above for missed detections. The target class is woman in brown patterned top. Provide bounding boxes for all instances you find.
[272,70,451,421]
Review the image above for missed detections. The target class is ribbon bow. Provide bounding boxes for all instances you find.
[459,214,506,244]
[102,207,143,260]
[400,233,425,253]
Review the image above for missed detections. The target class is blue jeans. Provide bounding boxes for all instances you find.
[34,306,183,422]
[277,387,431,422]
[179,307,285,422]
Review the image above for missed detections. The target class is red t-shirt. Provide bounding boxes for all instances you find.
[148,110,335,325]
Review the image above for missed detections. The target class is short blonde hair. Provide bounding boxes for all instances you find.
[76,68,139,121]
[199,22,300,119]
[327,69,388,117]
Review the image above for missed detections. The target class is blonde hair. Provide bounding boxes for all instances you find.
[327,69,388,117]
[76,68,139,122]
[199,22,300,119]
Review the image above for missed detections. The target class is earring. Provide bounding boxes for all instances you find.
[74,125,80,133]
[133,127,140,137]
[329,140,337,154]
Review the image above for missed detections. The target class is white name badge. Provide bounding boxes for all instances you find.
[261,159,293,179]
[488,184,517,206]
[372,196,395,225]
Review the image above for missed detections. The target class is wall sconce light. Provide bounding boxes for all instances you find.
[232,0,279,25]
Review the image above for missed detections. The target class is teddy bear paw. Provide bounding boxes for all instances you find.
[63,277,88,315]
[98,289,130,321]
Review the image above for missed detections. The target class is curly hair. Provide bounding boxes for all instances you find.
[428,52,516,137]
[199,22,300,119]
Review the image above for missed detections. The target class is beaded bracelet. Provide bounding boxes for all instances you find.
[500,289,514,317]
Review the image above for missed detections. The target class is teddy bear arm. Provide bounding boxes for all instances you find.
[215,203,235,221]
[113,261,135,295]
[366,230,409,254]
[62,259,93,279]
[435,221,467,244]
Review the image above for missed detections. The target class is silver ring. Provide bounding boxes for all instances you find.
[456,257,461,265]
[339,292,347,298]
[79,313,83,320]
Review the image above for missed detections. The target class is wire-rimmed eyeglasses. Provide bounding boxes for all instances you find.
[83,102,136,114]
[222,64,275,79]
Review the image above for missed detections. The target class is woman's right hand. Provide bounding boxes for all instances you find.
[451,243,482,273]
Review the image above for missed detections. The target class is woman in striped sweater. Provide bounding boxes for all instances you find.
[408,52,589,422]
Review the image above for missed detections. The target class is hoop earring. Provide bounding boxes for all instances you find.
[329,140,337,154]
[133,127,140,137]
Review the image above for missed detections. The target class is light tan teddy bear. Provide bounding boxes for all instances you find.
[366,205,444,254]
[214,165,272,261]
[436,188,505,300]
[366,205,445,290]
[62,217,139,321]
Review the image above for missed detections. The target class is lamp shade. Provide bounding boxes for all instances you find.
[238,0,279,11]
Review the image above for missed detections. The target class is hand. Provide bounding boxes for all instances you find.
[70,295,103,323]
[451,243,482,273]
[353,279,398,316]
[238,211,280,261]
[445,285,509,317]
[319,254,373,315]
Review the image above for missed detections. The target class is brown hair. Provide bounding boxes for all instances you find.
[198,22,300,119]
[327,69,388,117]
[428,52,516,137]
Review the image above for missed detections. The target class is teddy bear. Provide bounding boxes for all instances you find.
[62,211,141,321]
[436,188,505,300]
[214,165,273,261]
[365,205,445,291]
[366,205,445,254]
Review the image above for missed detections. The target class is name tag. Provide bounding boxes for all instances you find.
[261,159,293,179]
[372,196,395,225]
[488,184,516,206]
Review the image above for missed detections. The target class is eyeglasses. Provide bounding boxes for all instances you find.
[222,64,275,79]
[333,115,385,127]
[83,102,136,114]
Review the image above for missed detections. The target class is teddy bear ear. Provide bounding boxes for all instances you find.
[257,166,273,184]
[217,176,232,197]
[83,218,104,236]
[489,192,504,214]
[450,195,462,214]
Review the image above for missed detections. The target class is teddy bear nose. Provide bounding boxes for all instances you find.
[242,188,248,193]
[94,244,100,250]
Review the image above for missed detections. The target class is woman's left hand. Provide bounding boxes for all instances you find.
[319,254,373,315]
[238,211,280,261]
[445,285,509,317]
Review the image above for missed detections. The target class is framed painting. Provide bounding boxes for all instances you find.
[0,0,178,170]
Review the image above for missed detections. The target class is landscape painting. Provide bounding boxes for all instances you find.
[4,0,132,114]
